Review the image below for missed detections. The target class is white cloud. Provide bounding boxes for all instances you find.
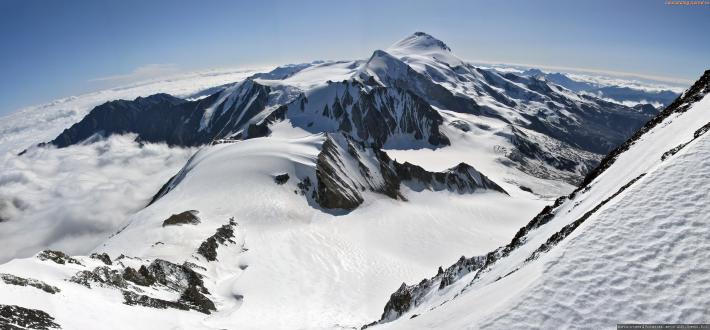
[0,135,195,263]
[89,63,181,84]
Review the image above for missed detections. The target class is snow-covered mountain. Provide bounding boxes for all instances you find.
[31,32,654,186]
[367,70,710,329]
[0,32,701,329]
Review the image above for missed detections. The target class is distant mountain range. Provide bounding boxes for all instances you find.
[33,32,658,186]
[519,68,680,107]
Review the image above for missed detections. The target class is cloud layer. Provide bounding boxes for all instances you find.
[0,135,194,263]
[89,64,181,84]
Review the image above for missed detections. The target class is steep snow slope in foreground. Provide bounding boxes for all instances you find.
[374,72,710,329]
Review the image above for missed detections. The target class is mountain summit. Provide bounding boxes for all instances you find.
[388,32,452,53]
[387,32,463,69]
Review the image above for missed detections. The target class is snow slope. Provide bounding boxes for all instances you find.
[481,123,710,328]
[372,71,710,329]
[0,133,544,329]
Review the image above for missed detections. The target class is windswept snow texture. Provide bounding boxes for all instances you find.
[374,74,710,329]
[481,127,710,328]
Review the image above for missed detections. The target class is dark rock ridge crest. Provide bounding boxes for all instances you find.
[197,218,239,261]
[34,78,451,152]
[44,79,271,148]
[0,304,61,329]
[313,133,506,211]
[69,256,216,314]
[0,273,60,294]
[244,79,451,148]
[162,210,200,227]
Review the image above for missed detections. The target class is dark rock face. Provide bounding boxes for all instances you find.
[449,120,471,132]
[48,93,187,148]
[0,304,61,330]
[162,210,201,227]
[122,280,212,314]
[0,273,60,294]
[122,266,155,287]
[69,257,217,314]
[70,266,127,289]
[393,161,507,195]
[178,285,216,314]
[40,80,272,149]
[125,259,215,314]
[288,80,450,148]
[274,173,290,185]
[381,284,413,322]
[197,218,238,261]
[89,252,112,265]
[314,136,366,210]
[122,291,190,312]
[313,134,506,211]
[36,250,82,266]
[375,255,487,323]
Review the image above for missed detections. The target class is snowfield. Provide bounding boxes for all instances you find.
[0,133,544,329]
[95,134,544,329]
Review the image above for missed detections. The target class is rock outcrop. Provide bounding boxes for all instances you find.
[313,133,506,211]
[0,304,61,329]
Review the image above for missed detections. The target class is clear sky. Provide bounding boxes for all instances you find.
[1,0,708,116]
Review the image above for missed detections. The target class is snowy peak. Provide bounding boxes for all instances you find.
[388,32,452,54]
[387,32,465,70]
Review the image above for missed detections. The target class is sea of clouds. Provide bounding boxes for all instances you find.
[0,68,266,263]
[0,135,195,263]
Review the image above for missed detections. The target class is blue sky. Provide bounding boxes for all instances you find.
[0,0,708,116]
